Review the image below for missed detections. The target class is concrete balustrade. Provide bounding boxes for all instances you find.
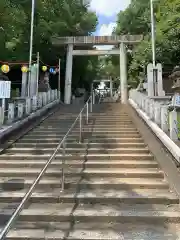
[129,89,179,140]
[0,90,59,128]
[129,89,180,163]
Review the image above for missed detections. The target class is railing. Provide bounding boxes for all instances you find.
[0,94,94,239]
[129,89,170,125]
[0,89,59,128]
[129,89,180,140]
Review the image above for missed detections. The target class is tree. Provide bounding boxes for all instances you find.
[0,0,98,92]
[114,0,180,86]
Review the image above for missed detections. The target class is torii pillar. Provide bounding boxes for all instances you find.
[64,44,73,104]
[120,42,128,104]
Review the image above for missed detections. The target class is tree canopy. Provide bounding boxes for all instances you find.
[0,0,98,92]
[110,0,180,86]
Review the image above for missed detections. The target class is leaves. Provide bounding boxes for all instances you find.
[0,0,98,90]
[113,0,180,86]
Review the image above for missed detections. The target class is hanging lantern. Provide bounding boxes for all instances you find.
[1,64,10,73]
[21,65,28,73]
[49,67,54,74]
[42,66,47,72]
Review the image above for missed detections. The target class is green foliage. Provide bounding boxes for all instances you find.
[0,0,98,90]
[113,0,180,86]
[96,57,119,79]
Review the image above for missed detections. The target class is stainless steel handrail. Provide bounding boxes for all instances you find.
[0,94,94,239]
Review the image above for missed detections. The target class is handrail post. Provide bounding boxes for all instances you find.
[86,102,89,124]
[79,112,82,143]
[90,96,93,112]
[61,140,66,192]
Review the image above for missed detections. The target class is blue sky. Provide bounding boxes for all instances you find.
[95,15,117,35]
[89,0,130,49]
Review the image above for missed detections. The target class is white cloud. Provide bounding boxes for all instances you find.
[95,22,116,50]
[90,0,130,17]
[90,0,131,50]
[98,22,117,36]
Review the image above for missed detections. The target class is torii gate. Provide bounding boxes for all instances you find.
[52,35,143,104]
[92,79,113,97]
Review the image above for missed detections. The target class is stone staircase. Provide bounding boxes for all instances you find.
[0,103,180,239]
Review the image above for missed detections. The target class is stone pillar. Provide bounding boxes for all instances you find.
[52,90,55,101]
[21,72,27,97]
[18,103,24,118]
[161,106,168,132]
[0,107,4,125]
[54,89,58,99]
[156,63,165,96]
[42,92,47,106]
[38,93,43,108]
[32,96,37,111]
[92,91,95,104]
[169,110,178,140]
[25,98,31,114]
[47,90,51,103]
[147,63,154,97]
[110,79,113,97]
[149,100,154,120]
[145,98,149,114]
[120,43,127,104]
[29,65,36,97]
[8,103,15,123]
[154,102,161,125]
[64,44,73,104]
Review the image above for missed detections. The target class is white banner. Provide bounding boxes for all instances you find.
[0,81,11,98]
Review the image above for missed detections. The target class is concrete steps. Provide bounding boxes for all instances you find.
[13,137,144,143]
[13,142,147,148]
[0,159,158,168]
[0,177,168,189]
[0,203,180,223]
[0,188,178,204]
[3,223,180,240]
[0,153,154,160]
[0,103,180,239]
[4,147,150,155]
[0,168,164,178]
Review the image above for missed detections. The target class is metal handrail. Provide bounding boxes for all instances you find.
[0,94,94,239]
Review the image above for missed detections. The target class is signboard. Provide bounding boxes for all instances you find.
[0,81,11,98]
